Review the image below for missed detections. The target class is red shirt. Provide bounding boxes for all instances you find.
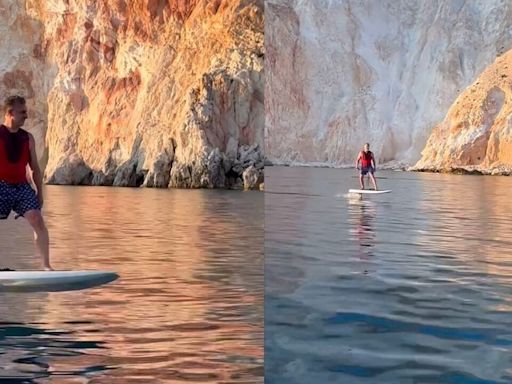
[0,125,30,184]
[361,151,373,167]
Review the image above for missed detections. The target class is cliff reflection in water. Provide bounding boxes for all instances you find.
[0,186,263,383]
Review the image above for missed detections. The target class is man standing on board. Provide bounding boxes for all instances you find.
[355,142,378,191]
[0,96,52,270]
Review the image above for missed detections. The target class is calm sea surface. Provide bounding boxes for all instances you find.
[266,166,512,384]
[0,186,263,383]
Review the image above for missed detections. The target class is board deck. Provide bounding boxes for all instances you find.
[348,189,391,194]
[0,270,119,292]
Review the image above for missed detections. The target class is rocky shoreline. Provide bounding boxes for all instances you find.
[409,166,512,176]
[266,162,512,177]
[46,144,265,190]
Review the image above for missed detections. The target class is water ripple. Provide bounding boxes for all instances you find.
[266,167,512,383]
[0,187,263,383]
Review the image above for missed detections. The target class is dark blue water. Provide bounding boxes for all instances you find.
[0,186,263,383]
[265,166,512,383]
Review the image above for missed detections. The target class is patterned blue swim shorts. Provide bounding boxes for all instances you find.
[0,181,40,219]
[360,166,375,176]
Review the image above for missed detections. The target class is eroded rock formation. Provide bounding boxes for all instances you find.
[1,0,264,189]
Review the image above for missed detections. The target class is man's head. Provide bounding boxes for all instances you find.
[3,96,28,129]
[363,143,370,152]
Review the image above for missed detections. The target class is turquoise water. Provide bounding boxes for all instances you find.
[0,186,263,383]
[265,166,512,383]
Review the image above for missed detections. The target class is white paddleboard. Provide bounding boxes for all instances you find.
[0,271,118,292]
[348,189,391,194]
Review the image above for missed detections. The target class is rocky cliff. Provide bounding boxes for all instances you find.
[266,0,512,168]
[1,0,264,189]
[413,49,512,174]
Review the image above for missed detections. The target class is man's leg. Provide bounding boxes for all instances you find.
[14,184,52,270]
[23,210,51,270]
[359,173,365,189]
[369,171,378,190]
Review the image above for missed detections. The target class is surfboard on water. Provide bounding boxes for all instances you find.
[348,189,391,194]
[0,271,119,292]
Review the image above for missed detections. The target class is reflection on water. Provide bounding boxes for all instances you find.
[0,186,263,383]
[348,199,376,263]
[265,166,512,384]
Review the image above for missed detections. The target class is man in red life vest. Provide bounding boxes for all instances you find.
[355,142,378,191]
[0,96,52,270]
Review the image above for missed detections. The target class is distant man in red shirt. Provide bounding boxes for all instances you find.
[355,142,378,191]
[0,96,52,270]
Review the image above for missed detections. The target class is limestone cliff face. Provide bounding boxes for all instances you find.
[0,0,49,163]
[266,0,512,167]
[413,50,512,174]
[2,0,263,189]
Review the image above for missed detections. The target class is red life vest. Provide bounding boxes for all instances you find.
[361,150,373,167]
[0,125,30,184]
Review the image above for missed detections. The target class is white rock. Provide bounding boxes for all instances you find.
[266,0,512,166]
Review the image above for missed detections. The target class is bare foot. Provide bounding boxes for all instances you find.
[44,266,54,271]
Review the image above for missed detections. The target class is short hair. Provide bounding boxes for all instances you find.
[3,95,26,114]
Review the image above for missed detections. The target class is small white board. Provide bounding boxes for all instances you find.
[348,189,391,194]
[0,270,118,292]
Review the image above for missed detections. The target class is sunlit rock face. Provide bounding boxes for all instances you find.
[265,0,512,168]
[1,0,264,189]
[414,49,512,175]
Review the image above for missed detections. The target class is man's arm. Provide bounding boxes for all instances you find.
[371,153,377,170]
[28,133,43,206]
[355,152,361,168]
